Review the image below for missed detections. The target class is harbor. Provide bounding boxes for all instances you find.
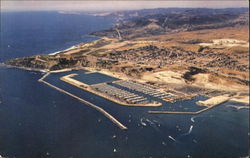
[1,65,249,158]
[41,69,248,116]
[38,72,128,130]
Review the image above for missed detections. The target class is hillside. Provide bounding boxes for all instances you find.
[91,8,249,39]
[4,8,249,94]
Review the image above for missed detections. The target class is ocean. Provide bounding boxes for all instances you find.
[0,11,113,62]
[0,11,249,158]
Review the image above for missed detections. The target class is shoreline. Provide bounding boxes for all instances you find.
[48,35,101,56]
[48,45,77,56]
[1,63,49,73]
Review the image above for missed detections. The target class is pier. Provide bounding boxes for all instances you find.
[38,73,128,130]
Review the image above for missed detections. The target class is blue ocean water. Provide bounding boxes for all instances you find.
[0,11,249,158]
[0,11,113,62]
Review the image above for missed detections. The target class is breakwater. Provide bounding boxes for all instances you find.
[38,72,128,130]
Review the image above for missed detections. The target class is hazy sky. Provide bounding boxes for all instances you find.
[1,1,249,12]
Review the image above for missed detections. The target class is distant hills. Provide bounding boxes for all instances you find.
[91,8,249,39]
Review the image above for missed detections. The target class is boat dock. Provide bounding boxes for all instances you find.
[92,83,153,105]
[114,80,176,102]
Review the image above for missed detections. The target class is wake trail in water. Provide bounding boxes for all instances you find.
[191,116,196,122]
[140,118,147,126]
[139,118,161,131]
[188,125,193,134]
[168,135,177,142]
[181,125,194,136]
[226,105,249,110]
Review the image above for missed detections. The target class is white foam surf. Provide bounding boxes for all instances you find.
[48,45,77,55]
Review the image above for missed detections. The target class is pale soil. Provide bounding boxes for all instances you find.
[99,41,128,50]
[196,95,230,107]
[141,70,248,92]
[197,94,249,107]
[83,67,149,84]
[83,67,132,81]
[193,73,248,92]
[134,26,249,52]
[94,39,161,52]
[141,71,186,84]
[230,96,249,104]
[145,22,162,29]
[199,39,249,48]
[63,49,82,55]
[50,68,73,73]
[137,26,249,42]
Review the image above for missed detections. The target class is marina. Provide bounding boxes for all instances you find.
[47,69,237,115]
[60,73,161,106]
[114,80,186,102]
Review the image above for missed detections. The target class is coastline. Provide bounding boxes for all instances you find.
[1,63,49,73]
[1,9,249,158]
[2,17,248,108]
[1,34,103,72]
[3,61,249,106]
[48,45,77,56]
[48,35,101,56]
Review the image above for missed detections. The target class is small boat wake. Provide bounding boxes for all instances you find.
[190,116,196,123]
[168,135,177,142]
[140,118,147,126]
[180,125,194,136]
[226,105,249,110]
[140,117,161,131]
[187,125,194,135]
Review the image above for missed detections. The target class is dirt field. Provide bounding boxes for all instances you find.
[199,39,249,48]
[142,70,186,84]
